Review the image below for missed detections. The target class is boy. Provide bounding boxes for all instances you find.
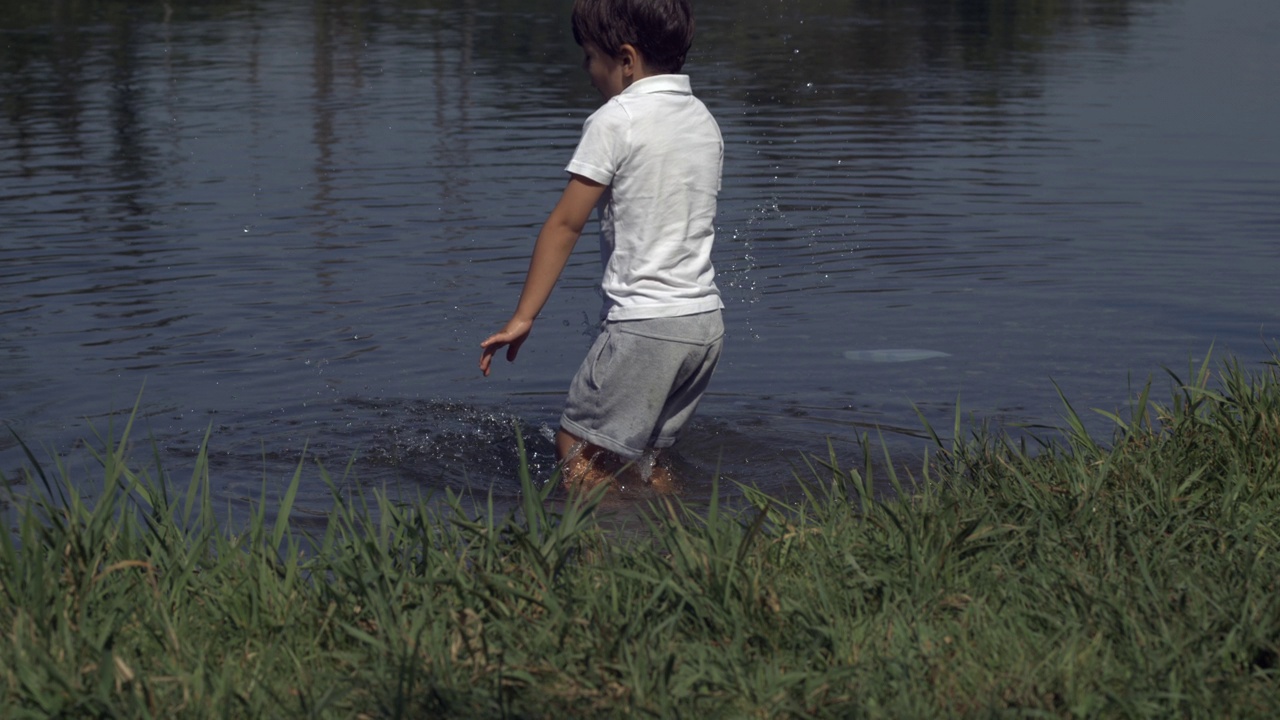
[479,0,723,493]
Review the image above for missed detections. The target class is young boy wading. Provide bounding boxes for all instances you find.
[480,0,724,493]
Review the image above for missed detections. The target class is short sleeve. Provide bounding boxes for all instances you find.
[565,102,630,186]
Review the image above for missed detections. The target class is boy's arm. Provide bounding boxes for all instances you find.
[480,174,606,376]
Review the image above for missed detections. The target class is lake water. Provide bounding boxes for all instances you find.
[2,0,1278,514]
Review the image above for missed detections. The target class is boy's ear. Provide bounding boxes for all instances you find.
[618,43,640,75]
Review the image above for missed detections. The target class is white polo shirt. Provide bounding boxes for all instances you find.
[566,74,724,322]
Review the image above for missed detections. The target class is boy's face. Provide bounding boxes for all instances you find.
[581,43,627,100]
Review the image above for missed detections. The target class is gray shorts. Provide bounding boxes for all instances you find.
[560,310,723,460]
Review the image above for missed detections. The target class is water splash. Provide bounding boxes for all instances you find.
[359,399,561,491]
[720,197,787,341]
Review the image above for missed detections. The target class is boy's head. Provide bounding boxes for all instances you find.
[571,0,695,75]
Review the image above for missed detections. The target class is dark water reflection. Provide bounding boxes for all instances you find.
[2,0,1277,514]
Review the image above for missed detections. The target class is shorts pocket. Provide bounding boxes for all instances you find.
[585,331,619,392]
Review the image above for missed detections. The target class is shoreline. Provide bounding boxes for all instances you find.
[3,352,1279,717]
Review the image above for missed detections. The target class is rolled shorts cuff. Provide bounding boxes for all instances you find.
[558,417,647,461]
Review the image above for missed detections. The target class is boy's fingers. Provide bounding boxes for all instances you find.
[505,336,524,362]
[479,323,530,375]
[479,341,503,376]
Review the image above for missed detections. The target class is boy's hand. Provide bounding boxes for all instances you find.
[479,318,534,376]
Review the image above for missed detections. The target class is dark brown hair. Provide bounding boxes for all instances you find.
[571,0,695,74]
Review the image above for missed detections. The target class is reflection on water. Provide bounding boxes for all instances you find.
[2,0,1277,514]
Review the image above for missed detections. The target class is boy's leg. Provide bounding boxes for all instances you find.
[559,312,722,495]
[644,450,676,494]
[556,428,675,494]
[556,429,621,493]
[555,428,580,460]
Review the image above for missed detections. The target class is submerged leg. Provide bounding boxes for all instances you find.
[555,429,678,495]
[555,429,620,494]
[643,450,676,495]
[554,428,580,461]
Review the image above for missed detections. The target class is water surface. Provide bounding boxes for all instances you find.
[2,0,1277,512]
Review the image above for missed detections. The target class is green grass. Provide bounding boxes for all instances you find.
[3,352,1280,718]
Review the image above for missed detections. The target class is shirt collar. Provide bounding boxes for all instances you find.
[621,74,692,96]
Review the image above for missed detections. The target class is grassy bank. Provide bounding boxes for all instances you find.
[3,354,1280,718]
